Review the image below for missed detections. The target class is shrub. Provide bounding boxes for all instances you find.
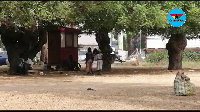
[182,50,200,62]
[145,50,200,63]
[145,51,168,63]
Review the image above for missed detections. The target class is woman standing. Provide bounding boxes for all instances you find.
[85,47,94,74]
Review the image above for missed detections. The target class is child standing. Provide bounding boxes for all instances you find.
[96,49,103,75]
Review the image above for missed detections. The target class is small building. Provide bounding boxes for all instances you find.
[146,35,200,53]
[46,26,81,67]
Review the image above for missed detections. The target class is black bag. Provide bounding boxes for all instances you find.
[16,58,28,75]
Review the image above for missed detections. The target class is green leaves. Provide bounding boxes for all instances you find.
[67,1,125,32]
[121,1,200,37]
[0,1,72,27]
[0,1,199,37]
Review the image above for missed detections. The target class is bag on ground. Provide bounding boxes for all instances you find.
[174,71,195,96]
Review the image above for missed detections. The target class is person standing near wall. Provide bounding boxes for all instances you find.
[93,48,98,61]
[40,44,48,64]
[85,47,94,74]
[96,49,103,75]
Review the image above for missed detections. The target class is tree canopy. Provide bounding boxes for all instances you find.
[1,1,199,37]
[120,1,200,38]
[0,1,74,28]
[0,1,200,73]
[66,1,125,34]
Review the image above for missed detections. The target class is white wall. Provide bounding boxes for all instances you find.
[146,35,168,49]
[146,35,200,49]
[118,31,124,50]
[187,39,200,48]
[78,34,98,45]
[118,50,128,61]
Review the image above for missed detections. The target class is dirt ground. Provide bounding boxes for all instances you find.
[0,64,199,110]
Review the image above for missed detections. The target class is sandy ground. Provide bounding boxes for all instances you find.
[0,64,200,110]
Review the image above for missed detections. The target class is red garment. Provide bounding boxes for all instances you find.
[86,59,93,73]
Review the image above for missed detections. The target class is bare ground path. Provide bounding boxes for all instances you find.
[0,65,199,110]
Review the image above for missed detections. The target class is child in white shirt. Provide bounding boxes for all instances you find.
[96,50,103,75]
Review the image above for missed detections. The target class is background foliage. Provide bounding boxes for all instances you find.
[146,50,200,63]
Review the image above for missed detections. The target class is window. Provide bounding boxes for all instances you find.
[61,32,65,48]
[74,34,78,47]
[65,33,73,47]
[78,51,86,55]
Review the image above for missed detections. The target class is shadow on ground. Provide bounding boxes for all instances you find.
[0,64,200,77]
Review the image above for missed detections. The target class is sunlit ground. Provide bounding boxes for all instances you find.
[0,61,199,110]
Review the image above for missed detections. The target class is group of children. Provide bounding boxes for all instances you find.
[85,47,103,75]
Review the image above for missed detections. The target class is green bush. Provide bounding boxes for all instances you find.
[145,50,200,63]
[182,50,200,62]
[145,51,168,63]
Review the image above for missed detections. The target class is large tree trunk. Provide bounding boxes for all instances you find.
[27,29,47,60]
[95,29,112,71]
[0,25,25,74]
[126,33,132,56]
[166,33,187,70]
[0,23,47,75]
[6,46,22,74]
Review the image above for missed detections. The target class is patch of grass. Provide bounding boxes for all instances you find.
[139,60,168,67]
[182,61,200,69]
[139,60,200,69]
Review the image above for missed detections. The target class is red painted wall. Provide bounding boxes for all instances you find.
[47,27,80,66]
[48,31,61,66]
[60,47,78,62]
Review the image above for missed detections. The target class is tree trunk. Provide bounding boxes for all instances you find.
[95,29,112,71]
[166,33,187,70]
[0,25,24,74]
[27,30,47,60]
[6,46,22,74]
[0,23,47,75]
[126,33,131,55]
